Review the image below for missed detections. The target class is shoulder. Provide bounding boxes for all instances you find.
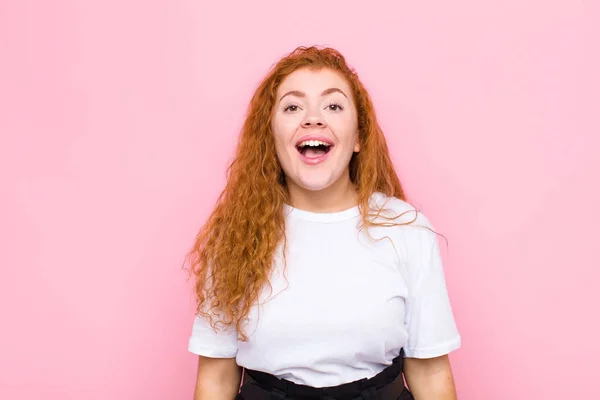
[368,192,434,230]
[367,194,444,280]
[366,192,441,259]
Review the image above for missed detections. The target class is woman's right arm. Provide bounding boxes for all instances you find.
[193,355,242,400]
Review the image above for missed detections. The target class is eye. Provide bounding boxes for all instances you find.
[326,102,344,111]
[283,104,300,112]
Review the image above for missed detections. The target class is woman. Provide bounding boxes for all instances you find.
[186,46,461,399]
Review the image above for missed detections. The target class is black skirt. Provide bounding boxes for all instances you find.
[236,350,414,400]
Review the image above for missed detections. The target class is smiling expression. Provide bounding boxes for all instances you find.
[271,68,360,194]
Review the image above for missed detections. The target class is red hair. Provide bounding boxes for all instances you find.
[186,46,409,340]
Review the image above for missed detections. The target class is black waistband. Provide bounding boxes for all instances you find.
[243,350,407,399]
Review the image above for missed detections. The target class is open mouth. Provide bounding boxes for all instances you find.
[296,140,333,158]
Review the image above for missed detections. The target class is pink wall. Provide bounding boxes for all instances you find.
[1,0,598,398]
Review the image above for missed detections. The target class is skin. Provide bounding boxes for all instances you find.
[404,355,458,399]
[193,356,241,400]
[194,68,458,399]
[271,67,361,213]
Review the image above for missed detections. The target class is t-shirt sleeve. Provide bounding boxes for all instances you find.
[188,312,239,358]
[403,213,461,359]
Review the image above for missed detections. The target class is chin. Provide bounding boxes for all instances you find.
[300,183,332,192]
[295,176,336,192]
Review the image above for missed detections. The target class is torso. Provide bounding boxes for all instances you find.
[236,193,415,387]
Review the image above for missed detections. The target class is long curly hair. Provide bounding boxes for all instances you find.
[186,46,411,340]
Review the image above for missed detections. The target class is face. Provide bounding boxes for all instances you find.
[271,68,360,195]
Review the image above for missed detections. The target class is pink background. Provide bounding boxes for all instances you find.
[1,0,599,398]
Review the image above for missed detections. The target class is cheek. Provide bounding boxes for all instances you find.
[271,123,294,160]
[270,121,284,144]
[272,119,296,146]
[329,115,358,142]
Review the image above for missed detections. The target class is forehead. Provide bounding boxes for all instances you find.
[277,68,352,96]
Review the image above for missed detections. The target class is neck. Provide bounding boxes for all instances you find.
[286,173,359,213]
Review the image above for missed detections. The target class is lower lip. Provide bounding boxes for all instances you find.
[297,147,333,165]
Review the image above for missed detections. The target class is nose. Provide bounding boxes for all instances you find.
[301,112,327,128]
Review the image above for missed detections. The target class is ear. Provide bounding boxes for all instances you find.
[354,133,360,152]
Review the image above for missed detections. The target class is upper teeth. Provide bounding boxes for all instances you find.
[298,140,330,147]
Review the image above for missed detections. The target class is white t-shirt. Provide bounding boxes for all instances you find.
[188,192,461,388]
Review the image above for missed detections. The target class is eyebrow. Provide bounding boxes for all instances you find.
[278,87,348,103]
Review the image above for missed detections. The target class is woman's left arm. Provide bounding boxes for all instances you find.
[403,355,458,400]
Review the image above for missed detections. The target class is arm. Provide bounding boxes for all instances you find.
[193,355,242,400]
[404,355,457,400]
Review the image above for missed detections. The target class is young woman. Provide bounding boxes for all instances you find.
[187,46,461,399]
